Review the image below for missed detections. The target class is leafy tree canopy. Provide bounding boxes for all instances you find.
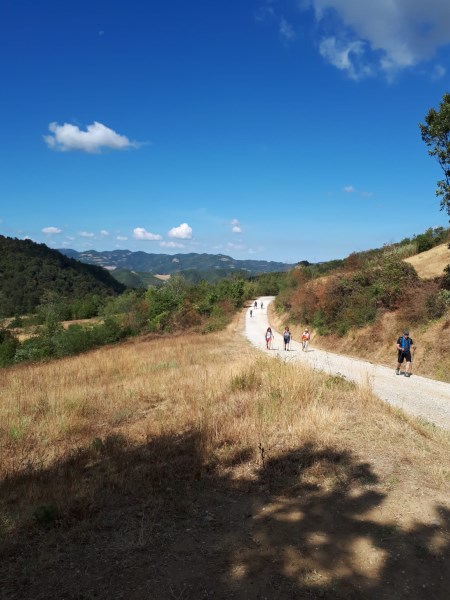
[420,92,450,216]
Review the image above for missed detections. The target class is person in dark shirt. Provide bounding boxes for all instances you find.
[396,331,415,377]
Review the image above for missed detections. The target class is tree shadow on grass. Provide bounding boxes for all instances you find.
[1,432,449,599]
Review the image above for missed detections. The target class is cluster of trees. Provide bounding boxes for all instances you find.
[0,236,125,317]
[0,271,289,367]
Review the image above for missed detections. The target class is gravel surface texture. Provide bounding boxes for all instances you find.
[246,296,450,430]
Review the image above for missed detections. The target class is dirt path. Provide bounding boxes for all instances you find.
[246,296,450,430]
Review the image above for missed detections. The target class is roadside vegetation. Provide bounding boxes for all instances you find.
[0,271,288,368]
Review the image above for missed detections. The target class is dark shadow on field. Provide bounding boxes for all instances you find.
[1,432,450,599]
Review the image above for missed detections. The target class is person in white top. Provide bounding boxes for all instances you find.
[301,328,310,351]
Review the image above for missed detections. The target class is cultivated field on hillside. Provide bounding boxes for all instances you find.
[404,242,450,279]
[2,320,450,598]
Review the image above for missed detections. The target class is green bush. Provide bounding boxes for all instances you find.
[0,329,19,366]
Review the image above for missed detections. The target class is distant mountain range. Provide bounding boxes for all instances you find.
[59,249,294,276]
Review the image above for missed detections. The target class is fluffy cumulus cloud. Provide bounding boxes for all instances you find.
[42,226,61,234]
[343,185,355,193]
[78,231,95,238]
[133,227,162,241]
[168,223,192,239]
[116,235,128,241]
[44,121,141,153]
[307,0,450,78]
[100,229,110,236]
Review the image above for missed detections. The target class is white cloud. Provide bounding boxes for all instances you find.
[361,191,374,198]
[168,222,193,239]
[309,0,450,77]
[280,17,296,42]
[42,226,62,234]
[44,121,142,153]
[100,229,109,236]
[78,231,95,238]
[116,235,128,241]
[344,185,355,193]
[160,241,185,248]
[319,37,370,80]
[133,227,162,241]
[231,218,242,233]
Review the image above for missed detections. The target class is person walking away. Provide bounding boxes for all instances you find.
[396,330,415,377]
[261,301,264,309]
[283,327,291,351]
[265,327,273,350]
[301,328,310,351]
[250,309,253,318]
[254,300,257,309]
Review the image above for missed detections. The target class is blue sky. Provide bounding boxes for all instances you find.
[1,0,450,263]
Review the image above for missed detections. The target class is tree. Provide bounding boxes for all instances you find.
[420,92,450,217]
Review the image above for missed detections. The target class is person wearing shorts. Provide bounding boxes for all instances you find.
[265,327,273,350]
[396,331,415,377]
[301,329,310,351]
[283,327,291,351]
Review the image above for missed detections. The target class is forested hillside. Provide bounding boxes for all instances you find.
[0,236,125,317]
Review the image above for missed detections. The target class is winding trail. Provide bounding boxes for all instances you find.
[245,296,450,430]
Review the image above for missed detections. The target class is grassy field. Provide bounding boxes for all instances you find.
[404,242,450,279]
[2,317,450,598]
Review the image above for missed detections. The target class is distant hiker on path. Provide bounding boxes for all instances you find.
[250,309,253,318]
[254,300,258,309]
[301,328,310,351]
[283,327,291,351]
[396,331,415,377]
[261,301,264,309]
[265,327,273,350]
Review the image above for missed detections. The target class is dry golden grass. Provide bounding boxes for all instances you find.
[1,321,450,540]
[404,242,450,279]
[3,320,450,599]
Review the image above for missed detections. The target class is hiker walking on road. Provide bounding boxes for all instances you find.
[250,309,253,318]
[301,328,310,352]
[396,330,415,377]
[261,301,264,309]
[254,300,257,309]
[283,327,291,351]
[265,327,273,350]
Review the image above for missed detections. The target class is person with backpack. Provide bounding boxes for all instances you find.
[265,327,273,350]
[301,328,310,351]
[396,331,415,377]
[283,326,291,351]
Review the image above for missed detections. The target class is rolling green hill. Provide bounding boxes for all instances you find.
[0,236,126,317]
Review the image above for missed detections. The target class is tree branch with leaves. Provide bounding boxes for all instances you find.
[420,92,450,217]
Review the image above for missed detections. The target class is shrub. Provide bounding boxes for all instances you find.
[0,329,19,367]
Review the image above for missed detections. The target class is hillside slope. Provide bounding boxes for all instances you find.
[0,236,125,317]
[404,242,450,278]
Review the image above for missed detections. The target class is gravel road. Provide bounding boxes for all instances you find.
[245,296,450,430]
